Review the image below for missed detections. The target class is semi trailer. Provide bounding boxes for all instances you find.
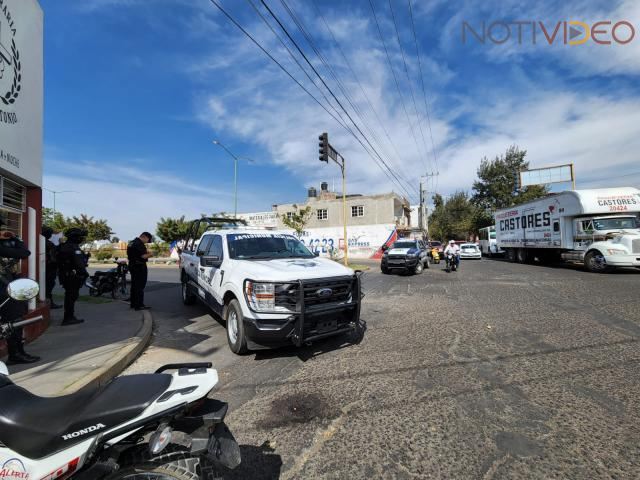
[494,187,640,272]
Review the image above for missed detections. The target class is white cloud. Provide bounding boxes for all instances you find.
[43,160,271,240]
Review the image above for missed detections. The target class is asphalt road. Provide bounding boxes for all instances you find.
[123,259,640,479]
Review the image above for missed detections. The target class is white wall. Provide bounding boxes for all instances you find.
[293,224,397,259]
[0,0,43,187]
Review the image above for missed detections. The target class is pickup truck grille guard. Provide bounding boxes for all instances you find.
[288,273,362,347]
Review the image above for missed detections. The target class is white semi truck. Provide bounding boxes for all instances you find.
[494,187,640,272]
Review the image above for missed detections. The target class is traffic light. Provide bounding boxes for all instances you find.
[319,132,328,162]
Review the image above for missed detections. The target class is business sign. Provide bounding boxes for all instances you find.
[520,164,573,187]
[0,0,43,187]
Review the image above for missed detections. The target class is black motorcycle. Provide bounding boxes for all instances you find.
[88,258,129,299]
[445,253,459,273]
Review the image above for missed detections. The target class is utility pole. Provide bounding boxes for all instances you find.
[420,173,438,239]
[44,189,77,216]
[319,133,348,267]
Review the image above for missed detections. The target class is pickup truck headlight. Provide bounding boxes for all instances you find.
[606,248,627,255]
[245,281,275,312]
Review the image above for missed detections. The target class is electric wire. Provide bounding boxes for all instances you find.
[387,0,431,174]
[277,0,418,198]
[258,0,417,201]
[408,0,440,193]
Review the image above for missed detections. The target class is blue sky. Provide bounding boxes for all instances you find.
[41,0,640,239]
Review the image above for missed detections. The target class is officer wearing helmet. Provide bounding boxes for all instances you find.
[57,228,89,325]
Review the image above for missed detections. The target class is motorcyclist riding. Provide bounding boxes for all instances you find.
[444,240,460,270]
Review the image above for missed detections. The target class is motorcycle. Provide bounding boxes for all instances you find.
[88,258,129,299]
[0,278,241,480]
[430,248,440,264]
[444,253,459,273]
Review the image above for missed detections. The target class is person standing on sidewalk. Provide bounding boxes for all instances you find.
[41,226,62,309]
[0,221,40,364]
[57,228,89,325]
[127,232,152,311]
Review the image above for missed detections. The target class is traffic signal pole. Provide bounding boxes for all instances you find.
[319,132,348,267]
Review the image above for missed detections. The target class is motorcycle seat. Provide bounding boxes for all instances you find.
[94,269,117,277]
[0,373,172,459]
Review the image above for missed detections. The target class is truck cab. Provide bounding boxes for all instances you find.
[179,218,363,354]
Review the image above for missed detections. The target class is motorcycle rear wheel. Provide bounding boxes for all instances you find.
[109,445,204,480]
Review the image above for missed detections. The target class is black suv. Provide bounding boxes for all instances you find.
[381,239,430,275]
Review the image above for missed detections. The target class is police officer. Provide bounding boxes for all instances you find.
[57,228,89,325]
[127,232,152,310]
[41,226,62,309]
[0,220,40,364]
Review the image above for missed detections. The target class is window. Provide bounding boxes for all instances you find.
[196,235,213,256]
[351,205,364,217]
[207,235,224,259]
[581,220,594,232]
[286,212,294,220]
[317,209,328,220]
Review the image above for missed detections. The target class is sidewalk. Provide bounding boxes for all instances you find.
[7,296,152,396]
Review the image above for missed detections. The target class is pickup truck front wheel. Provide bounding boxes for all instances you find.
[225,299,248,355]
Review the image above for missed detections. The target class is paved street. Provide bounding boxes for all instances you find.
[125,260,640,479]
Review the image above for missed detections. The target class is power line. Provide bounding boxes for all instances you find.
[258,0,417,200]
[277,0,418,197]
[387,0,431,174]
[408,0,440,192]
[208,0,415,201]
[310,0,417,195]
[368,0,425,174]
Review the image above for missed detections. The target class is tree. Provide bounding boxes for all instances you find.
[279,205,313,238]
[472,145,548,212]
[67,214,114,242]
[42,207,68,232]
[428,192,479,241]
[111,236,120,243]
[156,216,191,243]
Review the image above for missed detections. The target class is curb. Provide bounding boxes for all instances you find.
[58,310,154,395]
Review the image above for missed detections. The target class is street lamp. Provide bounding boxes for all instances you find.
[212,140,255,218]
[43,189,77,215]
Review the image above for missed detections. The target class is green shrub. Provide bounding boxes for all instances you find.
[95,247,114,261]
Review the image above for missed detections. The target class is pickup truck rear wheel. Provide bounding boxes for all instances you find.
[225,299,248,355]
[181,278,196,305]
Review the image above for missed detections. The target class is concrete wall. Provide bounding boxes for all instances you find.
[276,193,410,230]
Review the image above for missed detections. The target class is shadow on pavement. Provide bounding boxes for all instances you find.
[217,443,283,480]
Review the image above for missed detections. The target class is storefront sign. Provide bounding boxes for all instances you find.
[0,0,42,187]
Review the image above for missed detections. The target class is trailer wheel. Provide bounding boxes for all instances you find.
[585,250,610,273]
[516,248,528,264]
[506,248,517,263]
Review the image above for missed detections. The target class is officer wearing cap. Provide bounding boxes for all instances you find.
[57,228,89,325]
[127,232,153,311]
[0,219,40,364]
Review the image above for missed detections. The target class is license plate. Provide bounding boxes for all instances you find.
[317,318,337,333]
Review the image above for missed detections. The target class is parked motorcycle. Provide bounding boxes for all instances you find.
[0,278,241,480]
[445,253,459,273]
[88,258,129,299]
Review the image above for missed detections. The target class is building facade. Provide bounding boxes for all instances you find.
[240,183,411,258]
[0,0,47,353]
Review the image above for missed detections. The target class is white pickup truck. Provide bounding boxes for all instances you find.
[179,218,363,354]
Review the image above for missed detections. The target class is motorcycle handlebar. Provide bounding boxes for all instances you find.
[12,315,44,328]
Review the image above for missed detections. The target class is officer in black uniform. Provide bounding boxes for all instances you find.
[57,228,89,325]
[127,232,152,311]
[0,220,40,364]
[41,226,61,309]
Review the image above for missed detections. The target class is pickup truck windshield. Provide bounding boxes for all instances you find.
[593,217,637,230]
[392,241,417,249]
[227,234,314,259]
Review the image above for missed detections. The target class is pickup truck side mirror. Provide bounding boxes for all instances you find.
[200,255,222,268]
[314,251,320,257]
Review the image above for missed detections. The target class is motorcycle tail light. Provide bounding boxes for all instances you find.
[149,424,172,455]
